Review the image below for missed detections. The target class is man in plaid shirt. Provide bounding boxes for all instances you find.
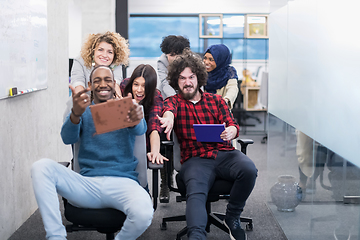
[158,50,257,240]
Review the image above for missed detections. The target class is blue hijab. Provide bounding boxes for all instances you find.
[204,44,238,93]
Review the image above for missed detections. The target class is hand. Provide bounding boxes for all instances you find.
[220,125,237,142]
[115,84,123,99]
[147,151,169,164]
[127,93,143,122]
[115,92,123,99]
[69,85,90,117]
[157,113,174,140]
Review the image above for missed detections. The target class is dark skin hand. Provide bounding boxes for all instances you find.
[69,85,91,124]
[127,93,144,122]
[69,88,143,124]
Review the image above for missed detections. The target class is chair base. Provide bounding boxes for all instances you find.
[66,225,115,240]
[161,213,253,240]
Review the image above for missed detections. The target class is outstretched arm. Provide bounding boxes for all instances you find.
[157,111,174,140]
[147,130,169,164]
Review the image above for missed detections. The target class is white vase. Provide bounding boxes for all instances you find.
[270,175,302,212]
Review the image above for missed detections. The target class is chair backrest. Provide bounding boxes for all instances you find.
[172,133,182,172]
[134,133,148,187]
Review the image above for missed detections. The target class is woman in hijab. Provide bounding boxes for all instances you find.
[203,44,239,110]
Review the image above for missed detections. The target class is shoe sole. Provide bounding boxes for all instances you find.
[224,220,247,240]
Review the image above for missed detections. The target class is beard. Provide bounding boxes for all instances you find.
[180,85,199,100]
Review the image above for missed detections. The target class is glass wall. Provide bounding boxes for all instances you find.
[267,114,360,239]
[129,14,268,60]
[129,16,200,57]
[268,0,360,238]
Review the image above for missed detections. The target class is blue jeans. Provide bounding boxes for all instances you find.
[31,158,153,240]
[179,150,257,240]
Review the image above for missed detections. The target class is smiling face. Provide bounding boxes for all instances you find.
[132,76,146,104]
[178,67,200,101]
[88,67,115,104]
[203,52,217,72]
[93,41,114,67]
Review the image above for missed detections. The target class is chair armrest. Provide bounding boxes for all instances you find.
[148,164,162,211]
[237,139,254,155]
[161,140,174,146]
[148,162,163,169]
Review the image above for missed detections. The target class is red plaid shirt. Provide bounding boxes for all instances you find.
[162,90,239,163]
[121,79,163,151]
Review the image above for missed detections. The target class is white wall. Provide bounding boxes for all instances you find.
[69,0,82,59]
[69,0,116,59]
[269,0,360,166]
[0,1,71,239]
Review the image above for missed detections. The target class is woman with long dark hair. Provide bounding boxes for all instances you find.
[121,64,167,165]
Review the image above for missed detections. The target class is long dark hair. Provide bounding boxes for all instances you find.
[124,64,157,118]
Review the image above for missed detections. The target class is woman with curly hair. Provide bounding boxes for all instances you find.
[71,31,130,97]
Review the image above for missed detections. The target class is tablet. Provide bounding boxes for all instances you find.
[90,96,140,135]
[193,124,225,142]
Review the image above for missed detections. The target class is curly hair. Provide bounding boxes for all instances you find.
[81,31,130,69]
[167,49,208,91]
[160,35,190,55]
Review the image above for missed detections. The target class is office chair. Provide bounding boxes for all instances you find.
[232,80,262,127]
[160,134,254,240]
[60,133,162,240]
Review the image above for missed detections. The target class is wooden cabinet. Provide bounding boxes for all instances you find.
[242,86,266,111]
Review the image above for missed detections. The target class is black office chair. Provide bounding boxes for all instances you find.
[160,136,254,240]
[60,133,162,240]
[232,80,262,127]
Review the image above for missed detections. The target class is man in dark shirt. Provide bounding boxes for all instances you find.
[158,50,258,240]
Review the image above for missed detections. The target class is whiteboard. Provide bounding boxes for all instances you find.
[0,0,47,99]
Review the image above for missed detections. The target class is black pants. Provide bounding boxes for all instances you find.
[179,150,258,240]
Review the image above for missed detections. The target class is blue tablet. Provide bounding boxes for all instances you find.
[193,124,225,142]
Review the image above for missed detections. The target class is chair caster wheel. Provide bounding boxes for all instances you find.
[160,222,167,230]
[245,222,253,231]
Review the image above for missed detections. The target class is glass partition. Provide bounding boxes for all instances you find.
[267,114,360,239]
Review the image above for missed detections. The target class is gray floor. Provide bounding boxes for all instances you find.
[9,135,287,240]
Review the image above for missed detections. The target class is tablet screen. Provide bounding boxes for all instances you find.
[193,124,225,142]
[90,96,140,135]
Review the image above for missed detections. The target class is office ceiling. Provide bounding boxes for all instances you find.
[129,0,288,14]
